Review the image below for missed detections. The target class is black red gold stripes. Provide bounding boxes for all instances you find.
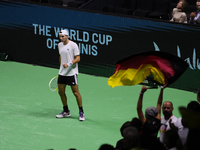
[108,51,188,88]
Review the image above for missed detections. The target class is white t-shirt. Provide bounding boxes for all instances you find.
[174,117,183,131]
[174,117,189,146]
[159,115,177,143]
[58,41,80,76]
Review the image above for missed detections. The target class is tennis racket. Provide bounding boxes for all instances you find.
[49,76,58,91]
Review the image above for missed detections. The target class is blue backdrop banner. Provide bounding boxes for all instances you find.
[0,0,199,92]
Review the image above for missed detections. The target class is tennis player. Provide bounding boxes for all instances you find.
[56,29,85,121]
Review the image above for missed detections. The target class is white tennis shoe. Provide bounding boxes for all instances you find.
[79,112,85,121]
[56,110,71,118]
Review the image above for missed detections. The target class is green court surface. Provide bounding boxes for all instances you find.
[0,61,196,150]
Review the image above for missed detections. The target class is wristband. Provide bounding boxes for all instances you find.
[67,62,73,67]
[139,92,143,95]
[160,86,164,89]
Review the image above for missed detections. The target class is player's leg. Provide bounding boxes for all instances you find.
[58,83,67,106]
[56,79,71,118]
[71,84,82,107]
[71,84,85,121]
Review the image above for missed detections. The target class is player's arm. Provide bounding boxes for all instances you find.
[72,55,80,64]
[156,84,167,120]
[59,55,61,65]
[72,43,80,64]
[137,86,148,125]
[63,55,80,68]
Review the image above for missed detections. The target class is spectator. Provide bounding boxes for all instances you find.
[170,117,188,147]
[99,144,115,150]
[130,117,143,134]
[187,100,200,112]
[122,126,140,150]
[115,121,131,150]
[142,85,178,144]
[163,129,180,150]
[136,85,163,124]
[189,0,200,24]
[136,84,172,144]
[178,101,200,150]
[159,100,178,143]
[115,118,143,150]
[136,85,163,150]
[169,101,200,148]
[139,107,162,150]
[170,0,188,23]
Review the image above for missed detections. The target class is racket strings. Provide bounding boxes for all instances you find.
[49,76,58,91]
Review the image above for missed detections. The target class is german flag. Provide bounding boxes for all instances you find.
[108,51,188,88]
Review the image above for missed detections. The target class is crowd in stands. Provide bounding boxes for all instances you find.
[66,85,200,150]
[96,86,200,150]
[21,0,200,25]
[65,86,200,150]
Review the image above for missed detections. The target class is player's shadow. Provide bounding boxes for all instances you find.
[27,108,78,119]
